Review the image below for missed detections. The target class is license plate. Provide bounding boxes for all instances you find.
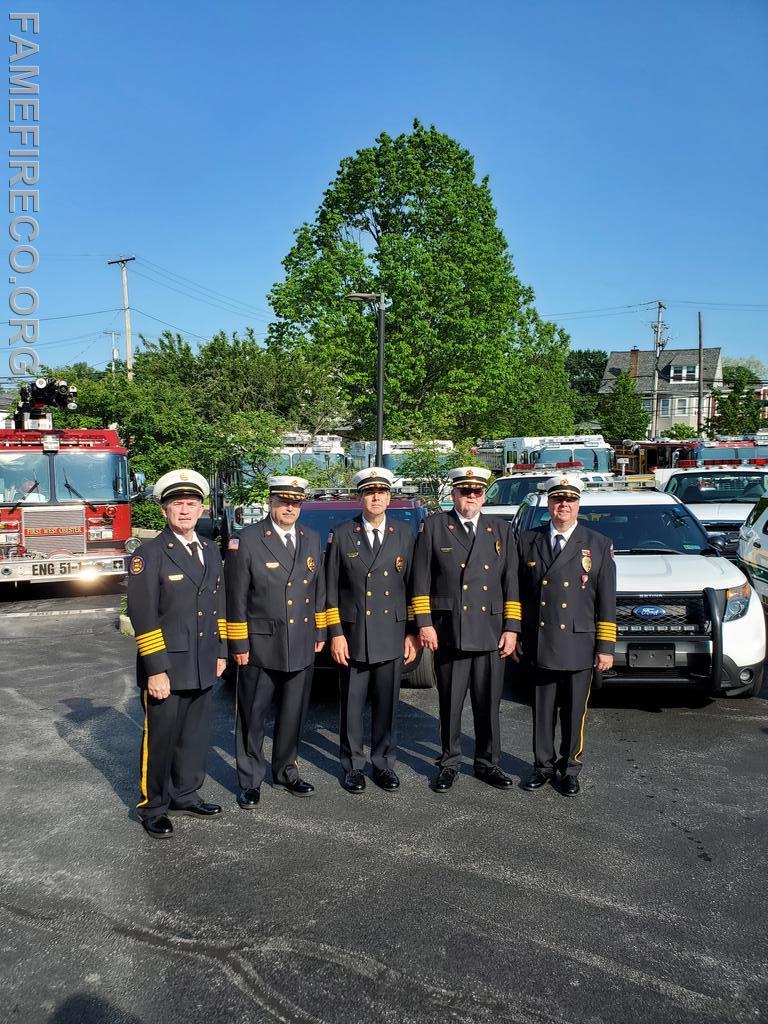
[627,644,675,669]
[31,561,74,577]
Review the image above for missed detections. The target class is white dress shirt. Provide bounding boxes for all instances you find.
[171,529,204,563]
[270,519,296,548]
[362,514,386,548]
[549,521,578,552]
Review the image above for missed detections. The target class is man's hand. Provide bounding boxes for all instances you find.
[403,634,419,665]
[595,653,614,672]
[498,631,517,658]
[215,658,227,678]
[510,639,523,663]
[233,652,249,667]
[314,641,325,654]
[330,636,349,666]
[419,626,438,652]
[147,672,171,700]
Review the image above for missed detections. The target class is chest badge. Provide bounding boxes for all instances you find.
[346,551,359,558]
[306,555,316,572]
[495,540,502,555]
[395,556,404,573]
[581,574,589,590]
[168,574,183,581]
[581,555,592,573]
[265,561,280,569]
[527,561,537,567]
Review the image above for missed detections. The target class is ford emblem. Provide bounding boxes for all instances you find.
[632,605,666,620]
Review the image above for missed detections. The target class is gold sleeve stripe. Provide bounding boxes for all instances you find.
[407,603,415,621]
[504,601,522,617]
[411,596,431,613]
[136,628,165,655]
[136,628,163,643]
[315,611,327,628]
[325,608,341,626]
[217,619,227,635]
[226,621,248,639]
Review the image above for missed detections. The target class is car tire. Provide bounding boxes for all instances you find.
[403,647,435,688]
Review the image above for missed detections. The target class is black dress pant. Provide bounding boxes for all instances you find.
[434,648,503,770]
[235,663,312,789]
[339,658,401,773]
[532,667,592,777]
[136,686,213,819]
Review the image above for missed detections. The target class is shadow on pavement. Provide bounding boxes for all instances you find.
[48,993,144,1023]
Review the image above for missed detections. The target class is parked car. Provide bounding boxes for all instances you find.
[663,466,768,561]
[737,496,768,612]
[483,469,613,522]
[511,485,765,697]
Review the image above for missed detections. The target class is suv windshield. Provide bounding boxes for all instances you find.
[0,452,51,503]
[298,506,424,537]
[485,477,549,506]
[53,451,129,503]
[520,502,711,554]
[665,471,768,504]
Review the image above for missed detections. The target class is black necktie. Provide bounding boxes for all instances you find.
[371,528,381,555]
[465,521,475,538]
[188,540,201,563]
[553,534,564,556]
[285,533,295,557]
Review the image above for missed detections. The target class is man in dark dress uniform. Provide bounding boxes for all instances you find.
[325,467,418,794]
[127,469,227,838]
[517,475,616,796]
[410,466,521,793]
[225,475,326,806]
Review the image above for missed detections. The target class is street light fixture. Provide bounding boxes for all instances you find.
[346,291,387,465]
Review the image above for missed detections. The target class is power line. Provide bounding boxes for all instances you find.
[135,256,273,320]
[131,265,273,321]
[7,308,122,323]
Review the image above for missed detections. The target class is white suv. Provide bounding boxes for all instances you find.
[512,486,766,697]
[738,496,768,612]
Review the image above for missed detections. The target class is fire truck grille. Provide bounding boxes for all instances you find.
[22,507,87,556]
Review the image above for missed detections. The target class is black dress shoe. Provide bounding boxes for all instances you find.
[373,769,400,791]
[474,765,514,790]
[142,815,173,838]
[431,767,458,793]
[522,770,554,791]
[561,774,581,797]
[276,778,315,797]
[236,787,261,809]
[342,770,366,794]
[168,801,222,817]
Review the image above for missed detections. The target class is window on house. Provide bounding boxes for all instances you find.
[659,397,671,417]
[641,398,652,412]
[670,364,698,381]
[676,398,688,415]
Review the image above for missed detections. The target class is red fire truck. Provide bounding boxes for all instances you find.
[0,379,135,584]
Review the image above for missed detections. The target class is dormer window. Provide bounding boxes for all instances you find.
[670,364,698,381]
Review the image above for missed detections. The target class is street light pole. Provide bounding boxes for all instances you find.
[346,291,388,465]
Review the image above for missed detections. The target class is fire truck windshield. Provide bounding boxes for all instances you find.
[0,452,51,503]
[53,451,129,503]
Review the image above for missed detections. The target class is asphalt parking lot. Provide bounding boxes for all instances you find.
[1,593,767,1024]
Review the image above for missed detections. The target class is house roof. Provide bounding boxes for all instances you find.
[599,347,722,395]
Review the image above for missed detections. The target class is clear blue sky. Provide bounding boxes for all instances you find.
[7,0,767,377]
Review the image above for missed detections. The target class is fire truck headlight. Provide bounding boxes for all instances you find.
[0,533,20,545]
[79,567,99,581]
[34,377,47,389]
[125,536,141,553]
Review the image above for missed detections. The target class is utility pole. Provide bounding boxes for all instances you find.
[103,329,120,380]
[650,300,666,436]
[697,311,704,434]
[107,256,135,381]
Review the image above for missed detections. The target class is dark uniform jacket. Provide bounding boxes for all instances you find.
[410,509,522,651]
[127,526,227,691]
[325,515,415,664]
[225,519,326,674]
[517,524,617,671]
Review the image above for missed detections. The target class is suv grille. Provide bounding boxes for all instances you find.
[616,594,711,637]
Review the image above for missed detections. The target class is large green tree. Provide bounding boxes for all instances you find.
[565,348,608,426]
[707,366,763,435]
[268,119,573,439]
[599,371,650,440]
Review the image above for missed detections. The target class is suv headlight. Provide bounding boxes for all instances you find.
[723,582,751,622]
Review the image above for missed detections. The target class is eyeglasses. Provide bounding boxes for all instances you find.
[457,487,486,496]
[548,495,579,503]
